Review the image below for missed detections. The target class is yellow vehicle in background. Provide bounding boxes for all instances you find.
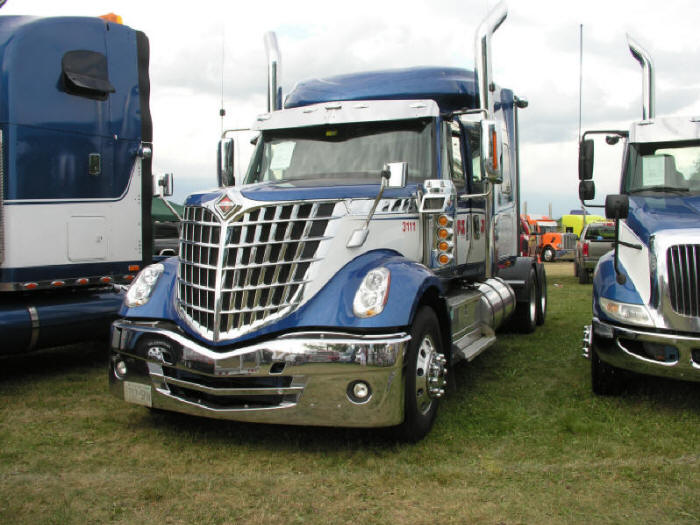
[561,213,605,238]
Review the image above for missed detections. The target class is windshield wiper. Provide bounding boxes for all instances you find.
[628,185,689,194]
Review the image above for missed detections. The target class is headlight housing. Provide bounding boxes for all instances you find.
[599,297,653,327]
[124,263,164,307]
[353,267,390,318]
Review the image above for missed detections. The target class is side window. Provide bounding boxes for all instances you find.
[447,121,466,192]
[464,124,483,193]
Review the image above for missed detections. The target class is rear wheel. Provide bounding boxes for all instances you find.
[394,307,447,442]
[578,265,590,284]
[535,268,547,326]
[512,269,537,333]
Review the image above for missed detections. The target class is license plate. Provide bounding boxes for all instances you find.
[123,381,152,407]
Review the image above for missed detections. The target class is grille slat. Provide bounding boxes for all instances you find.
[177,201,336,341]
[667,244,700,317]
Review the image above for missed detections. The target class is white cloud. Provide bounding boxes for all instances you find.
[3,0,699,216]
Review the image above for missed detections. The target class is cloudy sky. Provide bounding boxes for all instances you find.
[4,0,700,217]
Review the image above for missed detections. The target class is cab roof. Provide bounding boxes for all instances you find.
[284,66,480,113]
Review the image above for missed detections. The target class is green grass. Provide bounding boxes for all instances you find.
[1,263,699,524]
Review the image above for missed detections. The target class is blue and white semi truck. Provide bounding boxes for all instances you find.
[580,36,700,394]
[109,3,547,440]
[0,14,154,353]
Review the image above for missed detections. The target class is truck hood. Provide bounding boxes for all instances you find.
[185,181,419,206]
[627,194,700,246]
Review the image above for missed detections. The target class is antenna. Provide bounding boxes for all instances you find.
[578,24,583,142]
[219,24,226,135]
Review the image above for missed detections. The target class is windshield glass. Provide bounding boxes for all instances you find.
[625,140,700,194]
[245,118,434,186]
[584,224,615,241]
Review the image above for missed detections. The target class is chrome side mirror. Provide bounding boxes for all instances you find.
[481,119,502,183]
[154,173,174,197]
[217,138,235,187]
[384,162,407,189]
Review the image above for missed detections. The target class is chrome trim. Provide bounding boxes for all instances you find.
[110,320,409,427]
[627,34,655,120]
[591,317,700,382]
[474,1,507,117]
[264,31,281,112]
[177,196,342,342]
[649,229,700,332]
[27,306,39,351]
[254,99,440,131]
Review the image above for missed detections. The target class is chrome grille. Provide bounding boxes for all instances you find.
[562,232,577,250]
[667,244,700,317]
[177,201,337,341]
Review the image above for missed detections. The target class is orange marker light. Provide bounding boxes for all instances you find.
[76,278,89,285]
[100,276,113,284]
[438,254,450,265]
[99,13,123,24]
[438,215,449,227]
[437,228,449,239]
[438,241,449,252]
[24,282,38,290]
[128,265,140,272]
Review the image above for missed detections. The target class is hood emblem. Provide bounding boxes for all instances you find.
[216,195,240,218]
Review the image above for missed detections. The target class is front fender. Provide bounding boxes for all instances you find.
[592,251,644,322]
[118,250,444,346]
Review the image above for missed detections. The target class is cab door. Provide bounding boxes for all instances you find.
[446,118,486,278]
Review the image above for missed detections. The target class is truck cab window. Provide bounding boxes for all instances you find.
[447,121,466,192]
[464,124,484,193]
[246,118,435,186]
[625,141,700,193]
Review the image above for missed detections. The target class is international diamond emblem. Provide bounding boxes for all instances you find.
[216,195,239,218]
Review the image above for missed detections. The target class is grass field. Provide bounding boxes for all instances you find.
[1,263,699,524]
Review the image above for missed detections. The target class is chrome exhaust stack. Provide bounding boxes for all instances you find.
[474,1,508,117]
[264,31,282,112]
[627,34,655,120]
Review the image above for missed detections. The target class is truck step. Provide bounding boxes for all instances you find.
[452,326,497,362]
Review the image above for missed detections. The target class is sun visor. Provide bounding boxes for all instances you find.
[62,50,115,99]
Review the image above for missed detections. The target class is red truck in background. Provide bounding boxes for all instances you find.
[523,214,577,262]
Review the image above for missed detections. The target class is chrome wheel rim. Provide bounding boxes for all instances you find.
[414,334,447,415]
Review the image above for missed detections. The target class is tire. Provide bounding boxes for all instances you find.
[578,265,590,284]
[573,261,579,277]
[542,246,555,262]
[394,306,447,442]
[512,268,537,333]
[591,344,625,396]
[535,267,547,326]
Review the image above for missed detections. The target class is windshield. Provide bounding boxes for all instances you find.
[245,118,434,186]
[625,140,700,194]
[584,224,615,241]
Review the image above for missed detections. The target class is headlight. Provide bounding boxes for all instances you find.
[353,267,390,318]
[124,263,164,307]
[599,297,653,327]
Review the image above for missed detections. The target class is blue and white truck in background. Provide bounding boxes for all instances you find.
[0,14,154,353]
[580,36,700,394]
[109,2,547,441]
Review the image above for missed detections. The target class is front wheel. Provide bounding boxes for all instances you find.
[394,306,447,442]
[542,246,555,262]
[591,345,626,396]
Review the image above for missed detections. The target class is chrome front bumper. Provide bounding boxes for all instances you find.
[109,319,409,428]
[582,318,700,382]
